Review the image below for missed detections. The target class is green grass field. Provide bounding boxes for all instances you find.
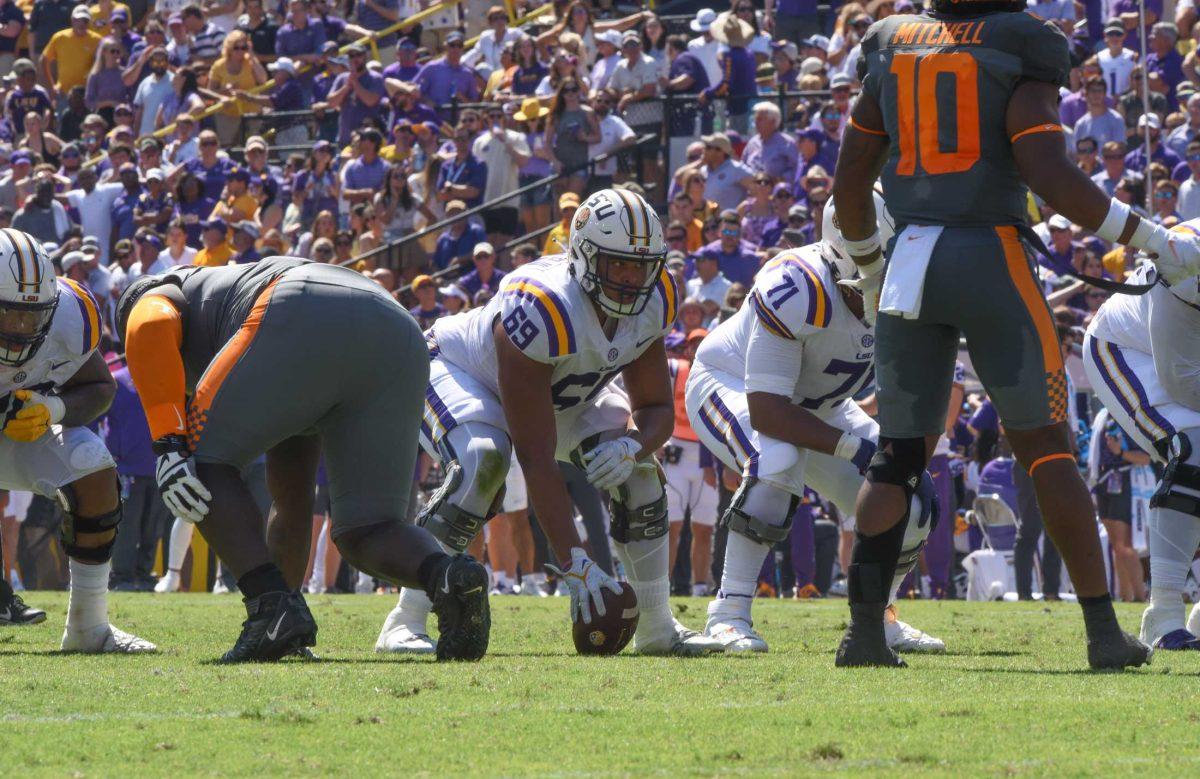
[2,594,1199,777]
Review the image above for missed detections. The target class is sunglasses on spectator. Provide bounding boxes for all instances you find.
[1087,291,1107,299]
[774,190,792,199]
[201,139,218,146]
[315,247,333,255]
[1103,154,1123,160]
[822,112,841,120]
[106,47,121,54]
[336,238,353,246]
[720,227,738,237]
[1156,191,1176,199]
[564,85,580,93]
[668,232,686,240]
[447,41,464,48]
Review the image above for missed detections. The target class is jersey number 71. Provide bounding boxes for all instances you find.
[890,52,980,176]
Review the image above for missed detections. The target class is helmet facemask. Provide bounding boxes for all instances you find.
[0,295,58,367]
[571,240,666,318]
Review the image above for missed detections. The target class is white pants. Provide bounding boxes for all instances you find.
[501,453,528,513]
[1083,333,1200,460]
[421,356,631,463]
[685,360,876,514]
[663,437,718,525]
[0,426,115,497]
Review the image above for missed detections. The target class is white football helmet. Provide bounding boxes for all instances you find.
[567,188,666,317]
[821,184,895,283]
[0,228,57,367]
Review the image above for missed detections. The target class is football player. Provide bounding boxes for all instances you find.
[377,188,722,656]
[830,0,1200,668]
[1082,228,1200,650]
[687,195,943,655]
[116,257,489,662]
[0,229,155,652]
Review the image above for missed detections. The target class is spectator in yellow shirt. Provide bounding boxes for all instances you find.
[40,7,103,101]
[209,167,260,237]
[88,0,131,38]
[542,191,578,255]
[207,30,268,145]
[193,217,236,266]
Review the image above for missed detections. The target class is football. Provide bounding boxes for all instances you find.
[572,582,639,655]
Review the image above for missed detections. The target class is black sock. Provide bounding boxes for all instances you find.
[237,563,289,599]
[1078,593,1121,639]
[418,552,450,595]
[848,518,907,605]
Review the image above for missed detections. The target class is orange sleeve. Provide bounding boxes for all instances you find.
[125,294,188,441]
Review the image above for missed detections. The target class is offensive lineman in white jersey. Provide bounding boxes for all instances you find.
[377,189,722,656]
[686,195,943,655]
[1083,221,1200,650]
[0,228,155,652]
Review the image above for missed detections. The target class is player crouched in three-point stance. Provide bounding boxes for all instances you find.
[378,189,722,656]
[0,229,154,651]
[832,0,1200,668]
[1082,233,1200,650]
[687,195,942,655]
[117,257,490,662]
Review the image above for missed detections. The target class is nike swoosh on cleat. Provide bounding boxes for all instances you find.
[440,567,452,594]
[461,587,483,596]
[266,611,287,641]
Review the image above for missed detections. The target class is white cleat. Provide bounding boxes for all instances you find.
[1187,602,1200,637]
[705,616,768,653]
[884,618,946,653]
[153,570,181,593]
[635,619,725,656]
[211,579,232,594]
[375,624,437,654]
[61,624,157,654]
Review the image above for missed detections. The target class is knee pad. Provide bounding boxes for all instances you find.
[56,481,122,564]
[610,463,668,543]
[720,477,799,545]
[420,427,512,552]
[416,461,491,553]
[892,471,938,574]
[865,437,927,501]
[1152,431,1200,518]
[850,470,937,603]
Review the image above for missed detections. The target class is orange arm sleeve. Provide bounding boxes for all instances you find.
[125,295,188,441]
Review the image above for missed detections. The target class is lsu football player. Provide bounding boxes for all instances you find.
[687,195,943,655]
[0,228,155,652]
[377,188,722,656]
[1083,224,1200,650]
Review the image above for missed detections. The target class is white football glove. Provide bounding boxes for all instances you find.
[153,435,212,524]
[1145,226,1200,286]
[582,436,641,491]
[546,547,621,625]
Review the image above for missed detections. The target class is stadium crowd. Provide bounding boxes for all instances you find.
[0,0,1189,604]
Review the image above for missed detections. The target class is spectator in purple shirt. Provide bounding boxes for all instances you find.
[1109,0,1162,53]
[386,79,439,129]
[433,199,487,270]
[1125,113,1183,176]
[436,122,488,209]
[415,30,480,120]
[409,274,447,330]
[1038,214,1080,276]
[275,0,326,98]
[340,128,388,214]
[457,241,507,297]
[180,130,237,201]
[1145,22,1184,109]
[236,57,310,145]
[742,102,798,184]
[329,42,388,144]
[356,0,401,50]
[5,59,53,136]
[691,210,761,287]
[85,37,130,124]
[382,38,422,81]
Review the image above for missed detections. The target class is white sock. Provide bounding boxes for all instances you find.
[393,586,433,629]
[718,532,770,602]
[166,518,194,572]
[66,559,110,634]
[613,535,673,629]
[1143,506,1200,640]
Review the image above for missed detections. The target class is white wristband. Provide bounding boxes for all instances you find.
[44,395,66,425]
[833,433,862,461]
[843,231,881,257]
[856,256,886,279]
[1129,217,1165,253]
[1095,199,1131,244]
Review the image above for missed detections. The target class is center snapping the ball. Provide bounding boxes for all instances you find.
[573,582,639,655]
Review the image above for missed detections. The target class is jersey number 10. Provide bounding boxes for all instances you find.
[890,52,980,176]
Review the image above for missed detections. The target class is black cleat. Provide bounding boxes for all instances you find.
[0,591,46,626]
[835,623,906,668]
[1088,630,1153,671]
[427,555,490,662]
[219,591,317,663]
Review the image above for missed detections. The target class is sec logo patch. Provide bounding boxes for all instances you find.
[862,335,874,348]
[607,348,618,362]
[12,371,26,384]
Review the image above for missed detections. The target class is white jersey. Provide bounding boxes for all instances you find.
[0,278,101,399]
[430,255,677,414]
[1098,48,1138,97]
[695,244,874,412]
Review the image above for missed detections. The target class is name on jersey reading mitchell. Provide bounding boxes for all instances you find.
[890,21,986,47]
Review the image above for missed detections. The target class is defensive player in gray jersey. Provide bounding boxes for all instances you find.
[116,259,490,663]
[832,0,1200,669]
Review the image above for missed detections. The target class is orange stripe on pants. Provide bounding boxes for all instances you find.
[187,278,280,451]
[995,226,1068,423]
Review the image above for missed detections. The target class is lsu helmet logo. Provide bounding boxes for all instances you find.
[574,207,591,232]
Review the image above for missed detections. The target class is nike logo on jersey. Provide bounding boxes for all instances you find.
[173,407,185,432]
[50,362,71,371]
[266,611,288,641]
[635,337,654,348]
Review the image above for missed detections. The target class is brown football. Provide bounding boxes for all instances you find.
[572,582,639,655]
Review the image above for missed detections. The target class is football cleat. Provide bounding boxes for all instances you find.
[795,583,822,599]
[61,624,157,653]
[219,590,317,663]
[427,555,490,662]
[885,607,946,653]
[154,570,181,593]
[635,619,725,656]
[375,624,437,654]
[1087,630,1153,671]
[705,616,768,653]
[1153,628,1200,651]
[0,591,47,626]
[1187,602,1200,637]
[835,614,906,668]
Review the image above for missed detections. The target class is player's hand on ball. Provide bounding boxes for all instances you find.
[3,390,65,442]
[838,274,882,326]
[153,434,212,524]
[546,547,621,625]
[583,436,641,491]
[1148,225,1200,285]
